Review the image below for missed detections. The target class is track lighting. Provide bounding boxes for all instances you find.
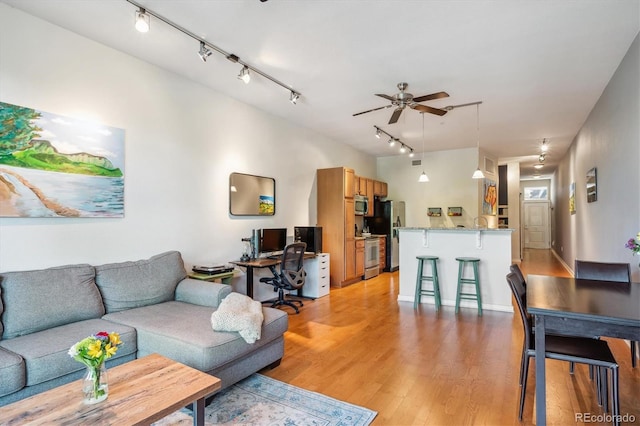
[539,154,546,163]
[135,8,150,33]
[472,104,485,179]
[238,66,251,84]
[541,138,549,152]
[373,126,414,157]
[125,0,301,104]
[198,41,212,62]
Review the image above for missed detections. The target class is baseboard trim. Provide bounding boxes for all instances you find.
[397,295,514,313]
[551,248,573,276]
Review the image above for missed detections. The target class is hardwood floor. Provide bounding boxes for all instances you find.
[263,249,640,425]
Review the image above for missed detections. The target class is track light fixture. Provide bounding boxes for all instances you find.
[541,138,549,152]
[373,126,415,157]
[539,153,546,163]
[135,7,150,33]
[238,66,251,84]
[126,0,301,104]
[198,41,212,62]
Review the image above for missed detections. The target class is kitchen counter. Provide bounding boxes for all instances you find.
[397,227,514,312]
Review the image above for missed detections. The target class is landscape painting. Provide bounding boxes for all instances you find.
[0,101,125,217]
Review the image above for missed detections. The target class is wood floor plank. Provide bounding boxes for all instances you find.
[263,249,640,425]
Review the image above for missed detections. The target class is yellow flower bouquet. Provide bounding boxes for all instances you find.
[68,331,123,403]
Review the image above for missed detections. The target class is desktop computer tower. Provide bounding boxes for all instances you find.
[294,226,323,253]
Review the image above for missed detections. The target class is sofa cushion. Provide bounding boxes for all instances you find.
[0,347,24,397]
[0,264,104,339]
[95,251,187,313]
[0,318,137,387]
[102,300,288,373]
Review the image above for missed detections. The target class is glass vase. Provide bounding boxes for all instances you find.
[82,362,108,404]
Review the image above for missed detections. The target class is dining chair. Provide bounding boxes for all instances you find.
[506,272,620,422]
[575,260,637,368]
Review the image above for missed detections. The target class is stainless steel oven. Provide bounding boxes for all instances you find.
[364,238,380,279]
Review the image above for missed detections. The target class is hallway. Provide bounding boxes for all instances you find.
[264,249,640,425]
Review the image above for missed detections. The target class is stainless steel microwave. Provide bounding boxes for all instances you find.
[354,194,368,215]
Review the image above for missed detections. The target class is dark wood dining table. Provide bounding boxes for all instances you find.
[527,274,640,426]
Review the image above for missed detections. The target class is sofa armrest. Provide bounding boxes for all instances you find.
[174,278,232,308]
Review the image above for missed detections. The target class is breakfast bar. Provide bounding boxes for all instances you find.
[398,227,514,312]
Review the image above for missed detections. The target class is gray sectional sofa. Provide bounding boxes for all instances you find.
[0,251,288,407]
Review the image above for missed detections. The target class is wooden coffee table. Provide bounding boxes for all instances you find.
[0,353,221,425]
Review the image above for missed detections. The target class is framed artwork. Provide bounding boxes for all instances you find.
[427,207,442,217]
[586,167,597,203]
[569,182,576,215]
[447,207,462,217]
[0,101,125,218]
[482,178,497,215]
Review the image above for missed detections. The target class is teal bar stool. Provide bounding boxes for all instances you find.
[455,257,482,316]
[414,256,442,310]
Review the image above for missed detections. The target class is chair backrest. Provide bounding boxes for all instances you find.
[506,272,533,350]
[280,242,306,290]
[574,260,631,283]
[510,264,526,287]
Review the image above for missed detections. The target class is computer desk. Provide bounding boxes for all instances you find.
[230,253,316,299]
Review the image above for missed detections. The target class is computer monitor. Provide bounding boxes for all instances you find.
[260,228,287,256]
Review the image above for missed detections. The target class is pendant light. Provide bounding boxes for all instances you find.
[418,113,429,182]
[472,103,485,179]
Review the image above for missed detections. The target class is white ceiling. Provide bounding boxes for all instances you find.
[3,0,639,179]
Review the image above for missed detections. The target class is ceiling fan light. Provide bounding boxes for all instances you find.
[135,8,150,33]
[472,168,485,179]
[418,171,430,183]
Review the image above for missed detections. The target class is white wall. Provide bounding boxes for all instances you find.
[0,5,376,295]
[554,33,640,279]
[376,147,483,228]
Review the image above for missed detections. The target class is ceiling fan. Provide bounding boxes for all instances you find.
[353,82,449,124]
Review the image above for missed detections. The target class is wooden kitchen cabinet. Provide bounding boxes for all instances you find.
[374,180,388,197]
[365,179,374,217]
[317,167,361,288]
[344,168,355,198]
[355,239,365,277]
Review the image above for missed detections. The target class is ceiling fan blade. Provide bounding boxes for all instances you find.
[375,94,395,101]
[353,105,392,117]
[412,91,450,103]
[412,104,448,116]
[388,108,403,124]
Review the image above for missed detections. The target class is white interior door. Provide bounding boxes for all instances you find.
[523,201,550,249]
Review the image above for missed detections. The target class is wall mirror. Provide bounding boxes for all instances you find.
[229,172,276,216]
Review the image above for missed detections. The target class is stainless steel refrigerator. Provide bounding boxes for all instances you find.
[368,200,405,272]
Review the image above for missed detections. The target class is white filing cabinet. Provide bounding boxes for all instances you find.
[302,253,330,298]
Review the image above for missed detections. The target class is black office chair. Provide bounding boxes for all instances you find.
[260,242,307,314]
[575,260,637,368]
[506,272,619,422]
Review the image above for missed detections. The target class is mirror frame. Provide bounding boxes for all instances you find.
[229,172,276,216]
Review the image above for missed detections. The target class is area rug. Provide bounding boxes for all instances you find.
[153,373,377,426]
